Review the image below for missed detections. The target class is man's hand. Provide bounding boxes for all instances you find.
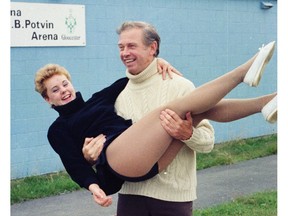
[157,58,183,79]
[160,109,193,140]
[89,183,112,207]
[82,134,106,164]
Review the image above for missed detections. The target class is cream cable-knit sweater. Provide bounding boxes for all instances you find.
[115,58,215,202]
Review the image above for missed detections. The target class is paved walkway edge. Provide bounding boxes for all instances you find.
[11,155,277,216]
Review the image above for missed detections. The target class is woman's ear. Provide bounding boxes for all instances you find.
[45,97,52,105]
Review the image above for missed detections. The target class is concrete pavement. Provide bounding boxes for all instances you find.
[11,155,277,216]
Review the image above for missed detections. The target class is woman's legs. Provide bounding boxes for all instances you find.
[192,93,277,126]
[156,93,276,173]
[106,43,276,178]
[157,140,184,173]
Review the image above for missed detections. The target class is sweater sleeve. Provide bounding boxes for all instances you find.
[47,125,99,190]
[91,77,129,103]
[184,119,215,153]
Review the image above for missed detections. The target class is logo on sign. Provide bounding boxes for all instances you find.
[65,10,77,34]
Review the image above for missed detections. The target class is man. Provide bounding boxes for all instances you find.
[84,21,215,215]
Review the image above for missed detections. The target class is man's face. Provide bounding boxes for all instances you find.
[118,28,157,75]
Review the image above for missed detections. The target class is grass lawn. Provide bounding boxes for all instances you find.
[194,190,277,216]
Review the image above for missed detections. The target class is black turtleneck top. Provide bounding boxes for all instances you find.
[47,77,132,195]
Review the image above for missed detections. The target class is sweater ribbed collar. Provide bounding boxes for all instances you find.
[126,58,158,84]
[53,92,85,117]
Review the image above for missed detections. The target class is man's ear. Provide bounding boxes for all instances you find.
[150,41,158,56]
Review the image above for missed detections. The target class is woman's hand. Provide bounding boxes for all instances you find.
[89,184,112,207]
[157,58,183,80]
[82,134,106,164]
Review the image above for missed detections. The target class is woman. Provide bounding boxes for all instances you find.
[35,41,277,204]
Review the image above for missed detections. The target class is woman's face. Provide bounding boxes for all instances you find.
[44,74,76,106]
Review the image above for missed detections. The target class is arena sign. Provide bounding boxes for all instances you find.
[11,2,86,47]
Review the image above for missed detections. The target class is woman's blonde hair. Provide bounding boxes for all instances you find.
[34,64,71,98]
